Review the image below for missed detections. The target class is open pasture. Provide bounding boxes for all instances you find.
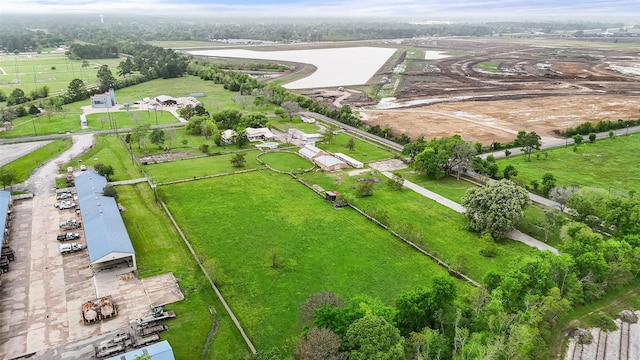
[316,133,395,162]
[159,170,469,350]
[495,135,640,195]
[300,170,540,281]
[144,150,263,183]
[0,53,122,95]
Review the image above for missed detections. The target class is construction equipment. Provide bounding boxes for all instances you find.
[59,242,83,254]
[82,296,118,325]
[57,232,80,241]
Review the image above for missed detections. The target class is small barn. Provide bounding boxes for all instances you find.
[155,95,177,106]
[334,153,364,168]
[75,171,136,271]
[288,128,323,143]
[314,155,347,171]
[298,144,325,160]
[90,89,116,108]
[221,129,238,144]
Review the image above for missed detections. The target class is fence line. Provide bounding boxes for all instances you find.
[159,200,257,354]
[295,178,482,288]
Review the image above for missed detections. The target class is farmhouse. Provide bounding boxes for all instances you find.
[221,129,237,144]
[288,128,323,143]
[90,88,116,108]
[246,127,276,142]
[75,171,136,271]
[155,95,177,106]
[334,153,364,168]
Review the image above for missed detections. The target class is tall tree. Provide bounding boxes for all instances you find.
[294,327,345,360]
[282,101,301,120]
[149,129,165,149]
[345,315,405,360]
[96,65,116,92]
[462,179,531,238]
[514,131,541,161]
[67,78,88,102]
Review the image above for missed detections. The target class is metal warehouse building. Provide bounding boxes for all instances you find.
[75,171,136,271]
[0,190,11,245]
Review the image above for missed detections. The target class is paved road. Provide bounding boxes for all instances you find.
[0,141,52,167]
[24,134,96,195]
[381,171,560,254]
[301,112,404,152]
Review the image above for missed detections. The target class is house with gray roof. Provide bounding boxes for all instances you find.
[75,171,136,271]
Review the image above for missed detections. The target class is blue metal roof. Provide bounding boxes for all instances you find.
[75,171,134,264]
[0,191,10,245]
[105,340,175,360]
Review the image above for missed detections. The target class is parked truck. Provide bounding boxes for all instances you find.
[59,242,83,254]
[57,232,80,241]
[59,219,82,230]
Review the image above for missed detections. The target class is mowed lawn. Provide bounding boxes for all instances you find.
[144,151,263,183]
[259,151,313,172]
[117,184,249,360]
[1,138,72,183]
[160,171,467,350]
[64,135,143,181]
[496,136,640,194]
[316,133,396,162]
[1,107,84,138]
[300,170,541,281]
[85,110,179,130]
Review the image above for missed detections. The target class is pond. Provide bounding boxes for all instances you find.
[189,47,396,89]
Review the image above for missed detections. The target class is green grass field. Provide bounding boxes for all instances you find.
[85,109,179,130]
[0,53,122,96]
[300,170,541,281]
[144,151,263,183]
[269,116,321,134]
[116,184,249,360]
[316,133,395,162]
[64,135,142,181]
[159,171,470,351]
[1,138,72,183]
[496,135,640,195]
[259,152,313,172]
[401,172,476,203]
[1,106,85,138]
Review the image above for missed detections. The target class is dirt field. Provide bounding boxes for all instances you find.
[349,38,640,145]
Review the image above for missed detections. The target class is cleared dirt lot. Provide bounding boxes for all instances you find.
[355,38,640,144]
[362,95,640,144]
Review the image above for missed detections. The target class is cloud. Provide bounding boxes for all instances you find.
[4,0,639,18]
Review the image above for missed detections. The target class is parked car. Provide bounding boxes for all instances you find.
[54,200,76,209]
[80,164,87,171]
[67,166,74,173]
[60,219,82,230]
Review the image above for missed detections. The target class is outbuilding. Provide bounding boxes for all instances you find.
[75,171,136,271]
[334,153,364,168]
[155,95,177,106]
[90,89,116,108]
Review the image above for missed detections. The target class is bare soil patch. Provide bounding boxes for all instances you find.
[139,152,192,163]
[363,95,640,145]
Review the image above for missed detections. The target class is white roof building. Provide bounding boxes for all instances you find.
[246,127,276,141]
[314,155,347,171]
[221,129,237,143]
[334,153,364,168]
[298,144,324,160]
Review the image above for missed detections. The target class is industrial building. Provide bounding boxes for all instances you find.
[74,171,136,271]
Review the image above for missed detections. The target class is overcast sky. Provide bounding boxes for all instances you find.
[5,0,639,20]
